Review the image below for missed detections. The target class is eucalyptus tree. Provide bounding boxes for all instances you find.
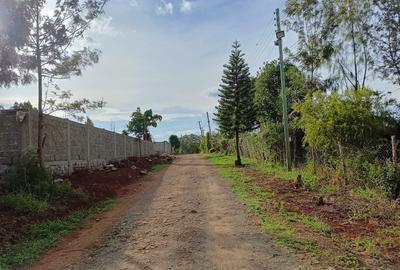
[0,0,31,87]
[329,0,374,90]
[373,0,400,87]
[284,0,335,89]
[285,0,375,91]
[13,0,108,164]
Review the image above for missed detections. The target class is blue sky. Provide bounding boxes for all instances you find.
[1,0,398,141]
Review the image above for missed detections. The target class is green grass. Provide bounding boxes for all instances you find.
[0,199,117,270]
[151,164,170,173]
[319,184,340,195]
[0,193,49,215]
[349,187,383,200]
[207,154,318,189]
[206,154,334,262]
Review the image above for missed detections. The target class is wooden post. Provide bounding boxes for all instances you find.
[391,135,398,172]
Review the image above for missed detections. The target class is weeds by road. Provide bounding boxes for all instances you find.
[0,154,171,270]
[207,154,400,269]
[0,200,116,270]
[151,164,170,173]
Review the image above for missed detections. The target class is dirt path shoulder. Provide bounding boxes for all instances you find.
[31,155,301,270]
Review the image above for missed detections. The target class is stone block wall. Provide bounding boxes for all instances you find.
[0,109,171,175]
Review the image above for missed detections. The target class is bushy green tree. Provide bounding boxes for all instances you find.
[295,88,396,181]
[169,135,180,151]
[179,134,201,154]
[125,107,162,141]
[295,88,395,152]
[254,61,310,164]
[254,60,309,122]
[215,41,257,166]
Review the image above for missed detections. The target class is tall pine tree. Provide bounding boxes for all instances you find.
[215,41,256,166]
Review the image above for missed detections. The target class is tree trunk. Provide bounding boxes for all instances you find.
[338,142,347,185]
[293,134,297,168]
[351,22,359,90]
[36,4,44,167]
[235,129,242,166]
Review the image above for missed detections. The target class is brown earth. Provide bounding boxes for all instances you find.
[243,168,400,269]
[0,156,169,249]
[30,155,302,270]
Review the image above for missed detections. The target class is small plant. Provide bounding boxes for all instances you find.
[3,148,86,203]
[4,148,51,193]
[151,164,170,173]
[0,193,48,214]
[354,237,379,256]
[319,184,340,195]
[0,199,117,269]
[33,181,86,202]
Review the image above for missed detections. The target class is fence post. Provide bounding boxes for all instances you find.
[67,120,72,175]
[391,135,398,172]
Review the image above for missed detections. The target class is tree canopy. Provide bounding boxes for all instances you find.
[179,134,201,154]
[169,135,180,150]
[125,108,162,141]
[0,0,31,87]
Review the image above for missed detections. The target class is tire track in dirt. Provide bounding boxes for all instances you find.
[31,155,301,270]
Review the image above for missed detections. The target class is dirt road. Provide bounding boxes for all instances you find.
[32,155,301,270]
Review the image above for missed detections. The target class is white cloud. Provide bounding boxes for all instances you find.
[90,15,117,36]
[156,1,173,15]
[180,0,193,13]
[129,0,138,7]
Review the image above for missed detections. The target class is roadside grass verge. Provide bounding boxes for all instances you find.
[0,199,117,270]
[151,164,170,173]
[0,193,49,215]
[205,154,391,269]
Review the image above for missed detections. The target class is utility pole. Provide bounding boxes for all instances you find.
[206,112,212,135]
[198,121,204,137]
[275,8,292,171]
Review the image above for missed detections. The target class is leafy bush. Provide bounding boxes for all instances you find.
[33,181,86,202]
[178,134,201,154]
[4,148,51,193]
[0,193,48,214]
[344,154,400,194]
[2,148,86,206]
[348,187,398,221]
[200,132,212,153]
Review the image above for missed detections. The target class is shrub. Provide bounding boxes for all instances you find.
[0,193,48,214]
[3,148,86,204]
[200,132,212,153]
[4,148,51,193]
[344,153,400,194]
[33,181,86,202]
